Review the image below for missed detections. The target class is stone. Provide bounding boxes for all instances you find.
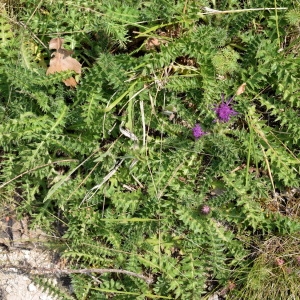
[28,283,37,292]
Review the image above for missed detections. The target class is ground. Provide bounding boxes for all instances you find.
[0,216,67,300]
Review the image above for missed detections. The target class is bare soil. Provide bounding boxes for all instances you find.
[0,216,67,300]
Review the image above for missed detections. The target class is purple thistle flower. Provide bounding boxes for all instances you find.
[275,258,284,266]
[214,94,238,122]
[192,124,206,139]
[201,205,210,215]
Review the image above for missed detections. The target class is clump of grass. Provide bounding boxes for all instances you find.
[230,235,300,300]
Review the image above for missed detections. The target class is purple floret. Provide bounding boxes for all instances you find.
[201,205,210,215]
[214,94,238,122]
[192,124,206,139]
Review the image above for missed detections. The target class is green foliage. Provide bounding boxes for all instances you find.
[1,1,300,299]
[32,276,75,300]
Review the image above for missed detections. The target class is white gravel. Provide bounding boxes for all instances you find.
[0,216,63,300]
[0,248,58,300]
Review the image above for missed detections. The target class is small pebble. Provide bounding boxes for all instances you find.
[208,294,219,300]
[5,285,13,293]
[28,283,37,292]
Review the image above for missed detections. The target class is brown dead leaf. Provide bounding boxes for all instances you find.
[49,37,64,50]
[145,37,168,50]
[46,37,81,87]
[236,83,246,95]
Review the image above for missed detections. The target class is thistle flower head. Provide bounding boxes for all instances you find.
[275,258,284,266]
[200,205,210,215]
[192,124,206,139]
[214,94,238,122]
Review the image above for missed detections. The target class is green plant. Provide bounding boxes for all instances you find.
[0,0,300,299]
